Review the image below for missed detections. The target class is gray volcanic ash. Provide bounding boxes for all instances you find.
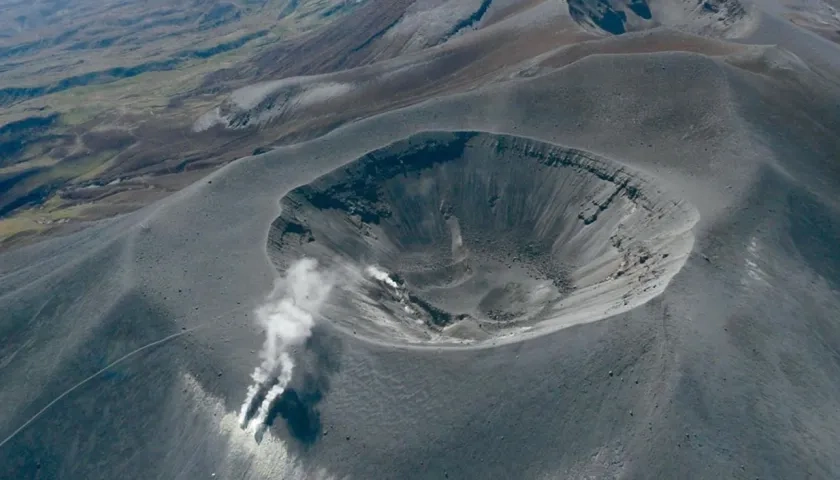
[268,131,698,347]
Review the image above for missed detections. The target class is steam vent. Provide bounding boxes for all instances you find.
[268,131,698,347]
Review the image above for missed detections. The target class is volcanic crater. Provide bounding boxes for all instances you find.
[268,131,698,346]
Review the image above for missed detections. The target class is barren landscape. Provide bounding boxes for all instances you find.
[1,0,840,478]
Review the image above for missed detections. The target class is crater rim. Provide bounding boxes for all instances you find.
[266,130,699,350]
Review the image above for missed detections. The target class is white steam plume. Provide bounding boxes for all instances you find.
[239,258,334,433]
[365,265,415,315]
[365,265,400,290]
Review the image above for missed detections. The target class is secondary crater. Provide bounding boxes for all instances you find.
[267,131,698,347]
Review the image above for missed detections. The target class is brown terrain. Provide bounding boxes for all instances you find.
[0,0,836,249]
[2,1,840,479]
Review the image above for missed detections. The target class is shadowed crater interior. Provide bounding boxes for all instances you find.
[268,131,698,346]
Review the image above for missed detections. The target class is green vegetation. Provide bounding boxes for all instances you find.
[0,0,367,246]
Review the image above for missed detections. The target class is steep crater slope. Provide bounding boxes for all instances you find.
[268,132,698,346]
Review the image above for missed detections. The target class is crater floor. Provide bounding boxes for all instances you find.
[268,131,698,346]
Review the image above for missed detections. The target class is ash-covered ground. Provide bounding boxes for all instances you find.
[269,132,696,346]
[1,0,840,479]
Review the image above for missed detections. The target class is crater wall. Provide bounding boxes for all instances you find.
[268,131,698,347]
